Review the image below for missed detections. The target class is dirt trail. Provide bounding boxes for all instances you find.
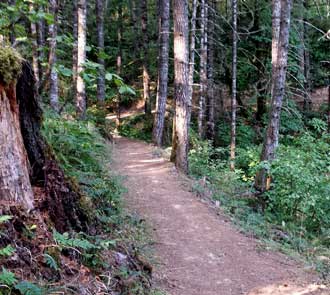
[113,137,327,295]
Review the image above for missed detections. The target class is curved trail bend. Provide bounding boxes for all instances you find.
[113,137,327,295]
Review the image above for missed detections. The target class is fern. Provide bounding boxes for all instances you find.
[0,245,15,257]
[43,254,58,270]
[0,216,12,224]
[15,281,43,295]
[0,268,17,286]
[53,231,98,251]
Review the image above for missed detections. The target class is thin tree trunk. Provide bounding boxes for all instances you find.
[130,0,140,58]
[76,0,87,119]
[255,0,292,192]
[230,0,237,170]
[37,8,46,83]
[72,0,78,98]
[171,0,190,173]
[48,0,59,111]
[141,0,151,114]
[198,0,208,139]
[188,0,198,124]
[152,0,170,146]
[116,2,123,126]
[96,0,105,103]
[206,0,215,141]
[29,3,39,89]
[0,80,34,211]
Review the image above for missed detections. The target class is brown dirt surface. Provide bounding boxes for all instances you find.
[113,136,328,295]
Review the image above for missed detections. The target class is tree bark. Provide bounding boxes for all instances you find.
[141,0,151,114]
[206,0,216,141]
[255,0,292,193]
[76,0,87,119]
[29,3,40,90]
[171,0,190,173]
[72,0,78,97]
[96,0,105,103]
[48,0,59,111]
[152,0,170,146]
[188,0,198,125]
[198,0,208,139]
[230,0,238,170]
[37,7,46,83]
[0,81,34,211]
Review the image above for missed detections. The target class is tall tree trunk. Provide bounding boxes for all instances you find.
[76,0,87,119]
[188,0,198,124]
[198,0,208,139]
[9,0,16,45]
[96,0,105,103]
[130,0,140,59]
[141,0,151,114]
[72,0,78,98]
[37,7,46,83]
[171,0,190,173]
[255,0,292,192]
[48,0,59,111]
[152,0,170,146]
[230,0,237,170]
[206,0,215,141]
[116,2,123,126]
[0,78,34,211]
[29,3,39,90]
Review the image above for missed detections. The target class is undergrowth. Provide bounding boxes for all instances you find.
[0,108,155,294]
[189,117,330,282]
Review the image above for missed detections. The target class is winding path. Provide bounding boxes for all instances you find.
[113,137,326,295]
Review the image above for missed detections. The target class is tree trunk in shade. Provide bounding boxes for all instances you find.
[255,0,292,193]
[206,0,215,141]
[198,0,208,139]
[230,0,238,170]
[152,0,170,146]
[29,3,39,90]
[72,0,78,97]
[48,0,59,111]
[171,0,190,173]
[76,0,87,119]
[96,0,105,103]
[188,0,197,125]
[141,0,151,114]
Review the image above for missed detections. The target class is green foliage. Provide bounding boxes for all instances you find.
[0,268,17,286]
[43,254,58,271]
[0,47,22,85]
[42,110,122,212]
[0,216,12,224]
[53,231,98,252]
[119,113,153,141]
[0,245,15,257]
[15,281,43,295]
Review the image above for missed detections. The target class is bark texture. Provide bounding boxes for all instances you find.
[48,0,59,111]
[96,0,105,102]
[255,0,292,192]
[230,0,238,170]
[172,0,190,173]
[76,0,87,119]
[30,4,39,89]
[141,0,151,114]
[0,82,34,211]
[198,0,208,139]
[153,0,170,146]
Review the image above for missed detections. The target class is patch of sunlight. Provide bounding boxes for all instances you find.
[173,204,182,210]
[248,283,327,295]
[139,159,164,163]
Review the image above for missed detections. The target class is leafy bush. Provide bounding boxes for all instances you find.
[119,113,153,141]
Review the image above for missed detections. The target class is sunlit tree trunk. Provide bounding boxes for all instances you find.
[116,2,123,125]
[141,0,151,114]
[206,0,215,141]
[188,0,197,124]
[153,0,170,146]
[48,0,59,111]
[171,0,190,173]
[29,3,39,90]
[198,0,208,138]
[76,0,87,119]
[230,0,237,170]
[96,0,105,103]
[255,0,292,192]
[0,77,34,211]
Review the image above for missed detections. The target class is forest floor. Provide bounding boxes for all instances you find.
[112,136,328,295]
